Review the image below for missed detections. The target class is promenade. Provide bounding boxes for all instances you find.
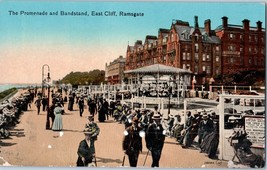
[0,93,229,168]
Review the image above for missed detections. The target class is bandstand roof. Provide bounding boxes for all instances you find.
[124,64,192,74]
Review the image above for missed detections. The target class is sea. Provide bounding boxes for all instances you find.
[0,84,40,93]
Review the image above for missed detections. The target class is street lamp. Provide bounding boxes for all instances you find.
[42,64,51,130]
[168,81,172,116]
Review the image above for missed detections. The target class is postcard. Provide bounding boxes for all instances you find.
[0,0,265,169]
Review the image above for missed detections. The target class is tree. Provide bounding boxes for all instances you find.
[61,70,105,86]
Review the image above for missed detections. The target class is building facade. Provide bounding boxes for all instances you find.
[105,56,126,85]
[125,16,265,85]
[215,16,265,75]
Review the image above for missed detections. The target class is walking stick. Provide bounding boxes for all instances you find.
[122,153,126,166]
[143,150,150,166]
[94,154,97,167]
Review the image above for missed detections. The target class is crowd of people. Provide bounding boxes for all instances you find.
[0,89,33,138]
[52,88,219,167]
[3,87,263,168]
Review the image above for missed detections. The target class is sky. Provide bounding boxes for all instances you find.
[0,1,265,84]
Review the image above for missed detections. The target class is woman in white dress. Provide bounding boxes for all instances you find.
[52,103,63,131]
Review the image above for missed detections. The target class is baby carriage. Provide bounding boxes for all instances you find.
[228,129,265,168]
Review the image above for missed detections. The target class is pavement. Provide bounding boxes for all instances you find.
[0,91,229,168]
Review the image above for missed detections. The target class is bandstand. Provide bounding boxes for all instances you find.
[124,64,192,106]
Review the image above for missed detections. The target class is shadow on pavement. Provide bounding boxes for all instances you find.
[61,112,73,115]
[97,120,116,124]
[96,156,122,164]
[9,131,25,138]
[61,129,84,133]
[0,140,17,147]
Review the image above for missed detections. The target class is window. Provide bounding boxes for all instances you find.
[195,44,199,52]
[183,64,186,69]
[206,66,211,74]
[195,53,199,62]
[163,37,167,43]
[240,47,243,52]
[215,67,219,75]
[202,65,206,72]
[216,56,220,62]
[187,53,191,60]
[228,45,235,51]
[206,55,210,61]
[202,54,206,61]
[229,33,234,39]
[249,58,252,64]
[249,36,251,42]
[194,66,198,73]
[216,46,220,51]
[194,34,198,41]
[249,47,252,53]
[183,52,186,60]
[186,64,191,70]
[240,35,243,40]
[230,57,234,64]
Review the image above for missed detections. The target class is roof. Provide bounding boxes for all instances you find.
[124,64,192,74]
[215,24,266,31]
[174,25,221,44]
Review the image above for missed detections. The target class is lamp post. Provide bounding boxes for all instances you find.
[42,64,51,130]
[167,81,172,117]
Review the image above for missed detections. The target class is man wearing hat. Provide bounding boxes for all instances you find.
[145,113,165,167]
[139,109,149,131]
[34,95,42,115]
[76,129,96,167]
[78,97,85,117]
[122,116,143,167]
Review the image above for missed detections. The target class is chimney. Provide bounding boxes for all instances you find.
[222,16,228,28]
[242,19,250,31]
[204,19,211,35]
[194,16,199,28]
[257,21,262,32]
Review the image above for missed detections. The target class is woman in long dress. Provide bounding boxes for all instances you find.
[52,104,63,131]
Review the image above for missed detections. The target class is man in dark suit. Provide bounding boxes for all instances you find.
[145,113,165,167]
[122,116,143,167]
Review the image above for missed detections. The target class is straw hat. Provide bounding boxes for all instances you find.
[83,128,93,135]
[202,114,208,119]
[152,113,161,120]
[87,115,94,120]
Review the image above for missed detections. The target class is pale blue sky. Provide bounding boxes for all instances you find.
[0,1,265,83]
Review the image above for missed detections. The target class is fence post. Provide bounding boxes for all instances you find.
[218,94,225,160]
[131,94,133,109]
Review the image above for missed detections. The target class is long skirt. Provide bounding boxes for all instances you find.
[52,113,63,131]
[200,131,219,158]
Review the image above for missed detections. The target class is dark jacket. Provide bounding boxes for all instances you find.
[77,139,95,166]
[145,122,165,150]
[123,125,143,154]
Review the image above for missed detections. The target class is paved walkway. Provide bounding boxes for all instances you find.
[0,93,228,168]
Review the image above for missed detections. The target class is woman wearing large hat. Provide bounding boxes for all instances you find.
[76,128,96,167]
